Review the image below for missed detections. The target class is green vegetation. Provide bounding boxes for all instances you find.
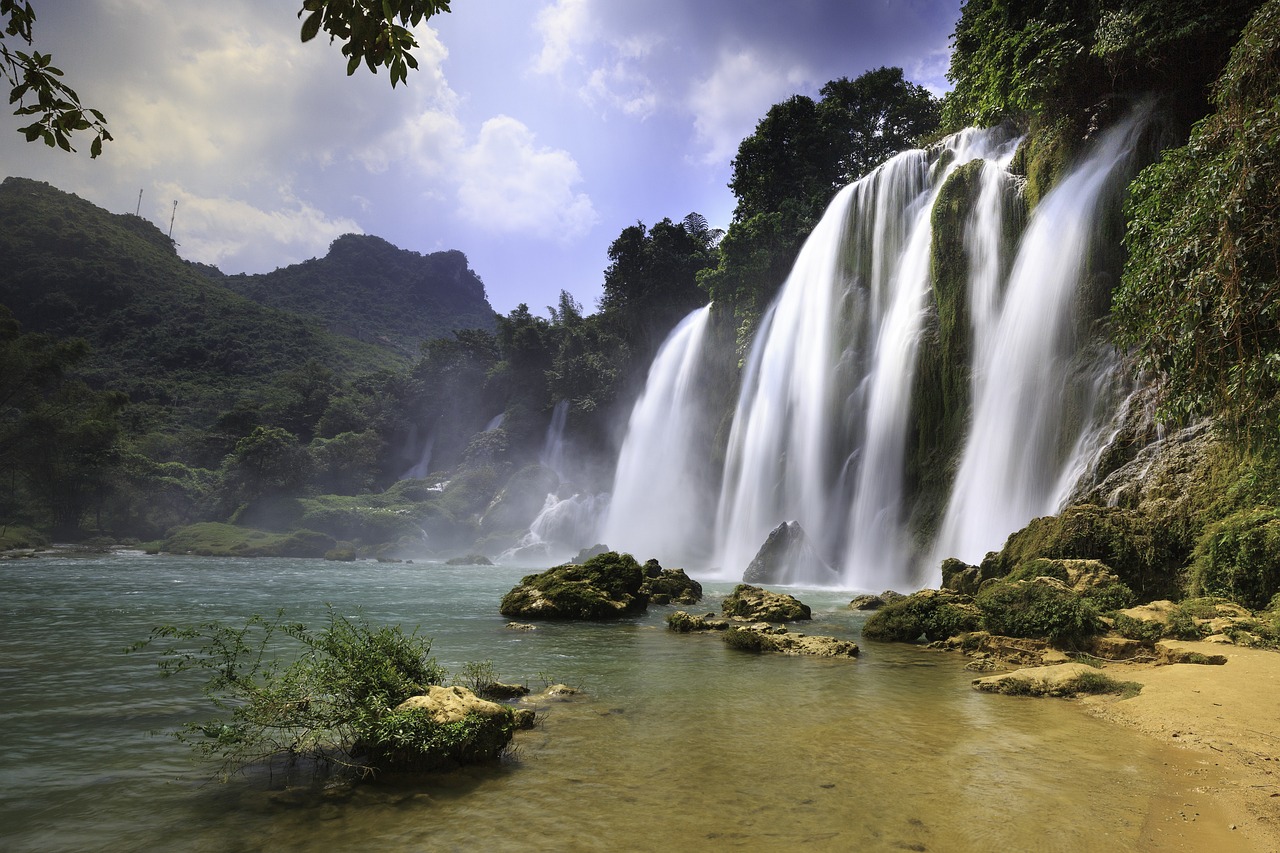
[862,591,981,643]
[498,551,649,620]
[1190,507,1280,609]
[1115,0,1280,440]
[151,522,335,558]
[134,608,517,780]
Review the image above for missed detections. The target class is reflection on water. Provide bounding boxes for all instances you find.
[0,555,1216,851]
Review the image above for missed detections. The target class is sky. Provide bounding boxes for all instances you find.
[1,0,963,316]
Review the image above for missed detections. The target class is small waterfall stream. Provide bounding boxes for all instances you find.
[606,109,1150,589]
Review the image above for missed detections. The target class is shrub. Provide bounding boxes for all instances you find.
[975,579,1100,646]
[133,608,515,780]
[862,591,981,643]
[1190,507,1280,610]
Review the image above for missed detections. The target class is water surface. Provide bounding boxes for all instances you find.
[0,554,1220,851]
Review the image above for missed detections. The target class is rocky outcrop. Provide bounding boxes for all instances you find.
[742,521,838,585]
[721,584,811,622]
[386,685,518,767]
[666,610,731,632]
[722,623,859,657]
[499,551,647,619]
[639,559,703,605]
[498,551,702,618]
[971,663,1137,697]
[862,588,981,642]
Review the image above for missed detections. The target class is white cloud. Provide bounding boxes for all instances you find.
[687,49,810,165]
[456,116,598,241]
[157,182,361,270]
[582,61,658,118]
[533,0,594,76]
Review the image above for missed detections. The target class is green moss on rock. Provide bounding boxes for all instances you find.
[862,589,981,643]
[498,551,648,620]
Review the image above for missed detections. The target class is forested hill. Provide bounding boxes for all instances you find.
[0,176,407,428]
[220,234,496,353]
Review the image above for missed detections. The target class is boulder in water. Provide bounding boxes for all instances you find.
[572,543,610,564]
[722,624,858,657]
[742,521,838,585]
[721,584,811,622]
[498,551,648,619]
[640,558,703,605]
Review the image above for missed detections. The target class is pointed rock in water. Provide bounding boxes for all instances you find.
[722,584,811,622]
[572,543,609,564]
[742,521,839,585]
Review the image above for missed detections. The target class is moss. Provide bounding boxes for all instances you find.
[498,551,648,620]
[1190,506,1280,610]
[975,578,1101,646]
[982,504,1180,600]
[722,626,773,653]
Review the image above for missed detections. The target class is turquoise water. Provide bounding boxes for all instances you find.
[0,554,1208,851]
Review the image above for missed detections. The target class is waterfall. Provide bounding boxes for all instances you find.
[601,305,714,565]
[540,399,570,475]
[930,112,1149,569]
[713,129,1020,587]
[606,109,1149,589]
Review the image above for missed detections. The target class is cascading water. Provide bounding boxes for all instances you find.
[930,111,1150,569]
[601,305,714,565]
[608,107,1152,589]
[713,128,1021,587]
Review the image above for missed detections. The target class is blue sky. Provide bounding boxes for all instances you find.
[2,0,962,316]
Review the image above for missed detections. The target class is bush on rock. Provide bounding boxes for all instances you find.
[861,589,981,643]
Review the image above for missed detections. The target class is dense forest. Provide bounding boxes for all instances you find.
[2,0,1279,619]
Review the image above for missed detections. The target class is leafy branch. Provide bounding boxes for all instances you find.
[297,0,452,88]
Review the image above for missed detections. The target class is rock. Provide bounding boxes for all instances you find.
[390,686,517,767]
[480,681,530,700]
[1086,636,1149,661]
[742,521,839,585]
[972,663,1123,697]
[639,559,703,605]
[848,594,886,611]
[498,551,648,619]
[545,684,578,697]
[666,611,730,632]
[445,553,494,566]
[721,584,811,622]
[512,708,537,729]
[572,543,610,564]
[1119,600,1177,625]
[940,558,984,595]
[722,624,858,657]
[1154,643,1228,665]
[505,622,537,631]
[879,590,907,605]
[396,685,512,724]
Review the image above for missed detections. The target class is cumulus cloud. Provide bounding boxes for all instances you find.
[687,50,810,166]
[456,116,598,241]
[157,182,361,271]
[533,0,595,77]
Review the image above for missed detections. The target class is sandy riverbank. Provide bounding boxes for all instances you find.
[1078,641,1280,851]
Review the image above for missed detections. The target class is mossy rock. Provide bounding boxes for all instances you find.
[721,584,810,622]
[498,551,647,620]
[639,559,703,605]
[445,553,494,566]
[975,577,1101,647]
[981,504,1178,600]
[157,522,335,558]
[862,588,981,643]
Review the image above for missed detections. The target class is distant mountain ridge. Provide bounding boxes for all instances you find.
[0,177,417,432]
[220,233,496,354]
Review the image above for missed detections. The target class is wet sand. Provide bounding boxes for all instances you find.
[1080,641,1280,851]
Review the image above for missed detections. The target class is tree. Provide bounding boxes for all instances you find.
[598,215,718,355]
[4,1,454,154]
[819,67,941,185]
[298,0,452,88]
[1,0,110,156]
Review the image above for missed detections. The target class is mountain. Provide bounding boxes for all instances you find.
[220,233,497,354]
[0,177,408,430]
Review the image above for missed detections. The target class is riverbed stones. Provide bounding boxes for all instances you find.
[721,584,812,622]
[971,663,1121,697]
[666,611,731,632]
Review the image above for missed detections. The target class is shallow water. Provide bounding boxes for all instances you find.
[0,554,1221,851]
